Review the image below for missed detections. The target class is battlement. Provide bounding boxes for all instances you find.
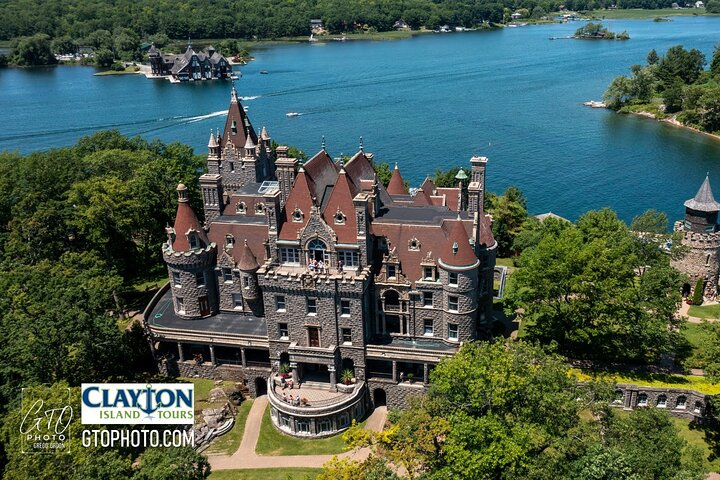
[162,242,218,268]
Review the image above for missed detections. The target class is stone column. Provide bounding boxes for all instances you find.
[392,360,397,382]
[329,365,337,391]
[177,343,185,362]
[423,363,429,385]
[291,362,299,383]
[209,345,216,365]
[241,348,246,367]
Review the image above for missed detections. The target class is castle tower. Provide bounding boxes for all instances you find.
[238,240,263,316]
[163,184,218,318]
[672,175,720,300]
[274,145,298,209]
[438,219,481,341]
[468,156,488,252]
[386,163,408,196]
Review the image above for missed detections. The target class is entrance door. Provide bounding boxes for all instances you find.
[308,327,320,347]
[199,296,210,316]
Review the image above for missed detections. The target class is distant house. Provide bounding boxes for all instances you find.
[148,44,231,82]
[511,12,523,19]
[439,24,451,32]
[695,1,704,7]
[310,19,324,34]
[671,2,681,8]
[393,19,409,30]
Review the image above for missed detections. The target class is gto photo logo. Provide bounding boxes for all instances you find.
[20,386,73,454]
[81,383,194,425]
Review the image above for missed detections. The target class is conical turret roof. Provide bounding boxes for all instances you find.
[208,131,218,148]
[684,176,720,212]
[238,240,260,270]
[438,218,479,269]
[387,163,408,195]
[171,184,208,251]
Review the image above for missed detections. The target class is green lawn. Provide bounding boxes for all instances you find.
[94,66,139,75]
[689,304,720,320]
[588,7,711,19]
[671,417,720,472]
[255,405,361,455]
[495,257,516,268]
[206,399,253,456]
[208,468,321,480]
[571,369,720,395]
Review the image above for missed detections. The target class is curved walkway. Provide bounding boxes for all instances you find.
[208,395,386,470]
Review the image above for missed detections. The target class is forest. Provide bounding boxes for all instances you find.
[0,0,681,45]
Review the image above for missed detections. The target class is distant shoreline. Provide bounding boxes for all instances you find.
[624,110,720,142]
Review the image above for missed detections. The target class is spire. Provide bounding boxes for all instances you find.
[685,175,720,212]
[230,83,238,103]
[177,183,189,203]
[359,136,364,152]
[244,129,256,149]
[208,131,218,148]
[387,162,409,196]
[238,239,260,271]
[321,135,326,151]
[261,126,270,140]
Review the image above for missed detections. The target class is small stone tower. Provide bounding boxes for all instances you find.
[163,184,219,318]
[238,240,263,316]
[672,175,720,300]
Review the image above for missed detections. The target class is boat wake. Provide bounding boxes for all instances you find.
[239,95,260,101]
[186,110,228,123]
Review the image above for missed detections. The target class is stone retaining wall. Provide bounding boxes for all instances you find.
[612,384,711,422]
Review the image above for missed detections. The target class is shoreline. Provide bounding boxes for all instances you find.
[624,109,720,142]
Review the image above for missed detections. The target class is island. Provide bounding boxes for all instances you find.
[573,22,630,40]
[603,45,720,139]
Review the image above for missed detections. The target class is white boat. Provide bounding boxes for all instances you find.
[230,74,240,80]
[286,112,300,117]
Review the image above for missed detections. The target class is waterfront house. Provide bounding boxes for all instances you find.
[148,43,231,82]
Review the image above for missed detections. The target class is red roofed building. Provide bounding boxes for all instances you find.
[146,88,497,439]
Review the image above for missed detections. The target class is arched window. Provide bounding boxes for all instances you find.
[236,202,246,214]
[613,391,624,404]
[637,393,648,407]
[255,203,265,214]
[292,208,303,222]
[334,211,345,225]
[657,395,667,408]
[225,234,235,247]
[694,401,703,414]
[307,239,328,263]
[188,232,198,249]
[676,396,687,409]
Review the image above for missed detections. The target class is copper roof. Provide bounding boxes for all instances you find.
[684,176,720,212]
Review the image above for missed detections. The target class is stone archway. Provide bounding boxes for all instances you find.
[255,377,267,396]
[682,282,691,297]
[373,388,387,407]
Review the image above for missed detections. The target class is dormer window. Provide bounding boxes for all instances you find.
[255,203,265,214]
[292,209,304,222]
[408,238,420,251]
[188,232,199,249]
[226,235,235,247]
[334,211,345,225]
[423,267,435,281]
[231,120,237,134]
[387,265,396,278]
[236,202,246,214]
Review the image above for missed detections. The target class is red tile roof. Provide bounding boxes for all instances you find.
[387,164,408,196]
[208,222,268,265]
[172,187,208,252]
[238,239,260,270]
[279,168,316,240]
[303,149,338,202]
[436,187,460,211]
[439,219,479,269]
[322,168,358,244]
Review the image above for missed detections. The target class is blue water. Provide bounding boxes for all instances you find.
[2,17,720,222]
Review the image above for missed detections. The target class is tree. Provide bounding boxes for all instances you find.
[52,35,77,55]
[487,186,528,257]
[647,48,659,66]
[631,208,668,233]
[148,33,170,49]
[711,44,720,79]
[84,29,113,50]
[506,208,683,362]
[685,321,720,381]
[10,33,56,65]
[373,161,393,187]
[707,0,720,13]
[604,75,633,110]
[663,78,685,113]
[134,447,211,480]
[94,48,115,67]
[432,166,462,187]
[656,45,706,89]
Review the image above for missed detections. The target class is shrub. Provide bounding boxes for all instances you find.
[692,278,705,306]
[111,61,126,71]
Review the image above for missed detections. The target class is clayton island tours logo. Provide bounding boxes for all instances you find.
[80,383,195,448]
[81,383,194,424]
[20,386,73,454]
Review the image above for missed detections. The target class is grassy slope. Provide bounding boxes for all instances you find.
[180,378,237,415]
[689,304,720,319]
[571,368,720,394]
[206,399,253,455]
[208,468,322,480]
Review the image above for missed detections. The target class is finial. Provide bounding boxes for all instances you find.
[321,135,326,150]
[339,159,345,169]
[394,162,398,170]
[359,136,363,151]
[244,239,249,246]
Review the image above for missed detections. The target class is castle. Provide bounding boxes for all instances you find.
[144,87,497,438]
[672,175,720,301]
[148,44,232,82]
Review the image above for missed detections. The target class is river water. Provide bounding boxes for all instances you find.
[2,17,720,222]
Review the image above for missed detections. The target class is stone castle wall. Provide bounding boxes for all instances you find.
[671,221,720,299]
